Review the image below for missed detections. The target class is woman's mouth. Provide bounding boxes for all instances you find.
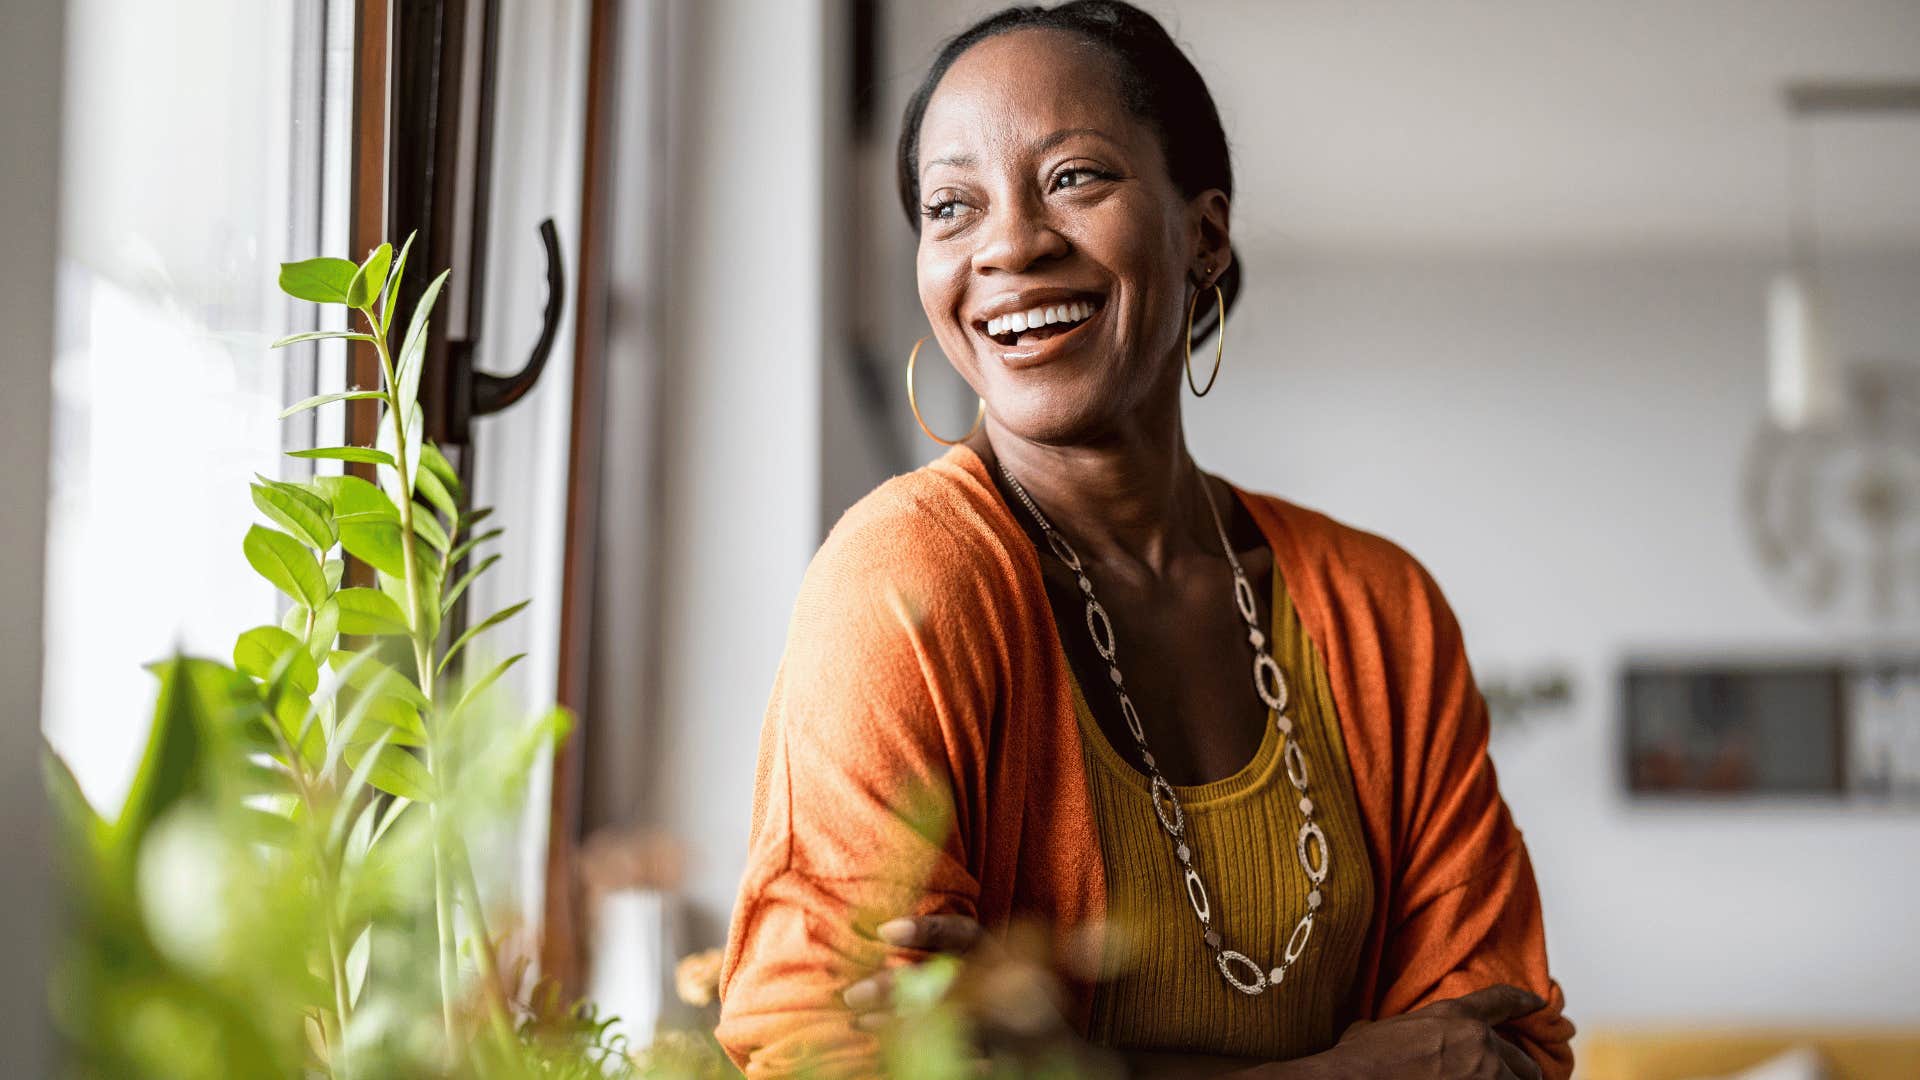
[983,294,1105,349]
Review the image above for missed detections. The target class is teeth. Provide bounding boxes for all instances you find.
[985,299,1098,339]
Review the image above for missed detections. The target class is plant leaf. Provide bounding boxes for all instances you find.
[115,658,258,859]
[411,508,449,553]
[414,462,458,523]
[346,242,393,309]
[376,406,424,503]
[371,795,413,845]
[447,528,504,568]
[323,558,346,593]
[395,269,451,406]
[340,522,406,578]
[327,651,430,711]
[234,625,320,695]
[381,230,417,335]
[345,924,372,1008]
[270,330,378,350]
[314,474,400,521]
[395,319,426,428]
[278,257,358,305]
[376,564,441,644]
[451,652,526,720]
[335,587,410,636]
[288,446,395,466]
[458,506,493,530]
[348,696,427,748]
[251,479,335,551]
[438,599,529,675]
[335,730,396,839]
[306,595,340,663]
[440,553,499,614]
[342,743,434,802]
[419,441,464,506]
[278,389,384,417]
[313,474,407,579]
[43,742,106,859]
[244,525,329,609]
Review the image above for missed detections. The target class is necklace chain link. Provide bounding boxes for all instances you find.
[998,459,1332,997]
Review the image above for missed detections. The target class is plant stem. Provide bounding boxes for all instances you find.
[430,785,461,1052]
[366,307,460,1055]
[265,705,354,1078]
[322,871,356,1080]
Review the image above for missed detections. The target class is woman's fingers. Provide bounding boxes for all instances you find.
[844,913,983,1026]
[1491,1031,1543,1080]
[1441,983,1547,1027]
[877,913,985,953]
[841,969,893,1011]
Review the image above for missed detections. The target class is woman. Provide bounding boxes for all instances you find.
[717,3,1573,1076]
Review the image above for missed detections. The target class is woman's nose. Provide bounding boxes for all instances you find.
[969,197,1069,275]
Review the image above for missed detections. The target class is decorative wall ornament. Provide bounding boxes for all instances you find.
[1745,82,1920,621]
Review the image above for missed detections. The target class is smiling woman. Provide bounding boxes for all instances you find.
[717,3,1572,1078]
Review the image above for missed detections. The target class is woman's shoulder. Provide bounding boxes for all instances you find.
[1240,489,1444,603]
[798,450,1027,631]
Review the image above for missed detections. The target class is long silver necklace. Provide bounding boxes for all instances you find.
[998,459,1331,996]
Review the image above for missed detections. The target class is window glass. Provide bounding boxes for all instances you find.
[43,0,350,810]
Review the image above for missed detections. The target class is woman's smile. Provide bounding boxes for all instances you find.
[971,288,1107,368]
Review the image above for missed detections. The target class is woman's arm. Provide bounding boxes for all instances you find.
[850,917,1547,1080]
[716,516,996,1078]
[1126,985,1548,1079]
[1356,550,1576,1078]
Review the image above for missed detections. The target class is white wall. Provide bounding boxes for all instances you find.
[0,0,61,1072]
[646,0,828,941]
[1185,251,1920,1026]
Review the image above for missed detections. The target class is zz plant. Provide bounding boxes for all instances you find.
[46,236,635,1078]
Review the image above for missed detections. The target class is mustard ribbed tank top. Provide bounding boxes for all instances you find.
[1067,562,1375,1060]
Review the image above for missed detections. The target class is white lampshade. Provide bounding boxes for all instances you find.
[1767,271,1841,429]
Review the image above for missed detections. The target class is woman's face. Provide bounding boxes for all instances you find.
[914,28,1230,446]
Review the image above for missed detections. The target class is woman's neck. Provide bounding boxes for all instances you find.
[973,409,1217,581]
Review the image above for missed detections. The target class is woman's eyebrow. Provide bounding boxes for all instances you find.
[1032,126,1118,154]
[921,127,1120,181]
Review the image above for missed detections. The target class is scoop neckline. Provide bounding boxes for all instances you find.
[1062,557,1288,808]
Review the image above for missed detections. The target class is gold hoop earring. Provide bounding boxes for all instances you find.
[906,336,984,446]
[1185,282,1226,397]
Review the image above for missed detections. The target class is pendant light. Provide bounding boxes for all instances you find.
[1767,96,1838,430]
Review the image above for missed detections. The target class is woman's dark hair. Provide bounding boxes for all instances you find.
[895,0,1239,341]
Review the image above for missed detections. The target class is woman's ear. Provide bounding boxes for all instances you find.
[1189,189,1232,285]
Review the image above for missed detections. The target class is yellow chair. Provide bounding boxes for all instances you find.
[1578,1028,1920,1080]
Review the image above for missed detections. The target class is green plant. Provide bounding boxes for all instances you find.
[47,237,634,1078]
[44,236,1092,1079]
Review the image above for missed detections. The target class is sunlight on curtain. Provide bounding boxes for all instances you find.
[465,0,592,942]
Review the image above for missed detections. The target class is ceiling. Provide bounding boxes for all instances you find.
[899,0,1920,257]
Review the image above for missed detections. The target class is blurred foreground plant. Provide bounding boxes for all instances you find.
[46,237,633,1079]
[44,236,1106,1079]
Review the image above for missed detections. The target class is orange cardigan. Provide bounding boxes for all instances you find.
[717,446,1574,1078]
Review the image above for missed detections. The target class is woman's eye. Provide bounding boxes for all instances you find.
[923,200,961,221]
[1053,167,1110,191]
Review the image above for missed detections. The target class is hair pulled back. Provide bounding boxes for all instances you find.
[896,0,1240,341]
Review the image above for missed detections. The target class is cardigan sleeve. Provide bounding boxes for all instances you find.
[715,512,993,1078]
[1370,557,1576,1080]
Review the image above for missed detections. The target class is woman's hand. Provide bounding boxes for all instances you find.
[841,912,1101,1073]
[1318,984,1547,1080]
[841,914,992,1029]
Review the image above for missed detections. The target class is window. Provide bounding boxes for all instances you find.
[43,0,352,809]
